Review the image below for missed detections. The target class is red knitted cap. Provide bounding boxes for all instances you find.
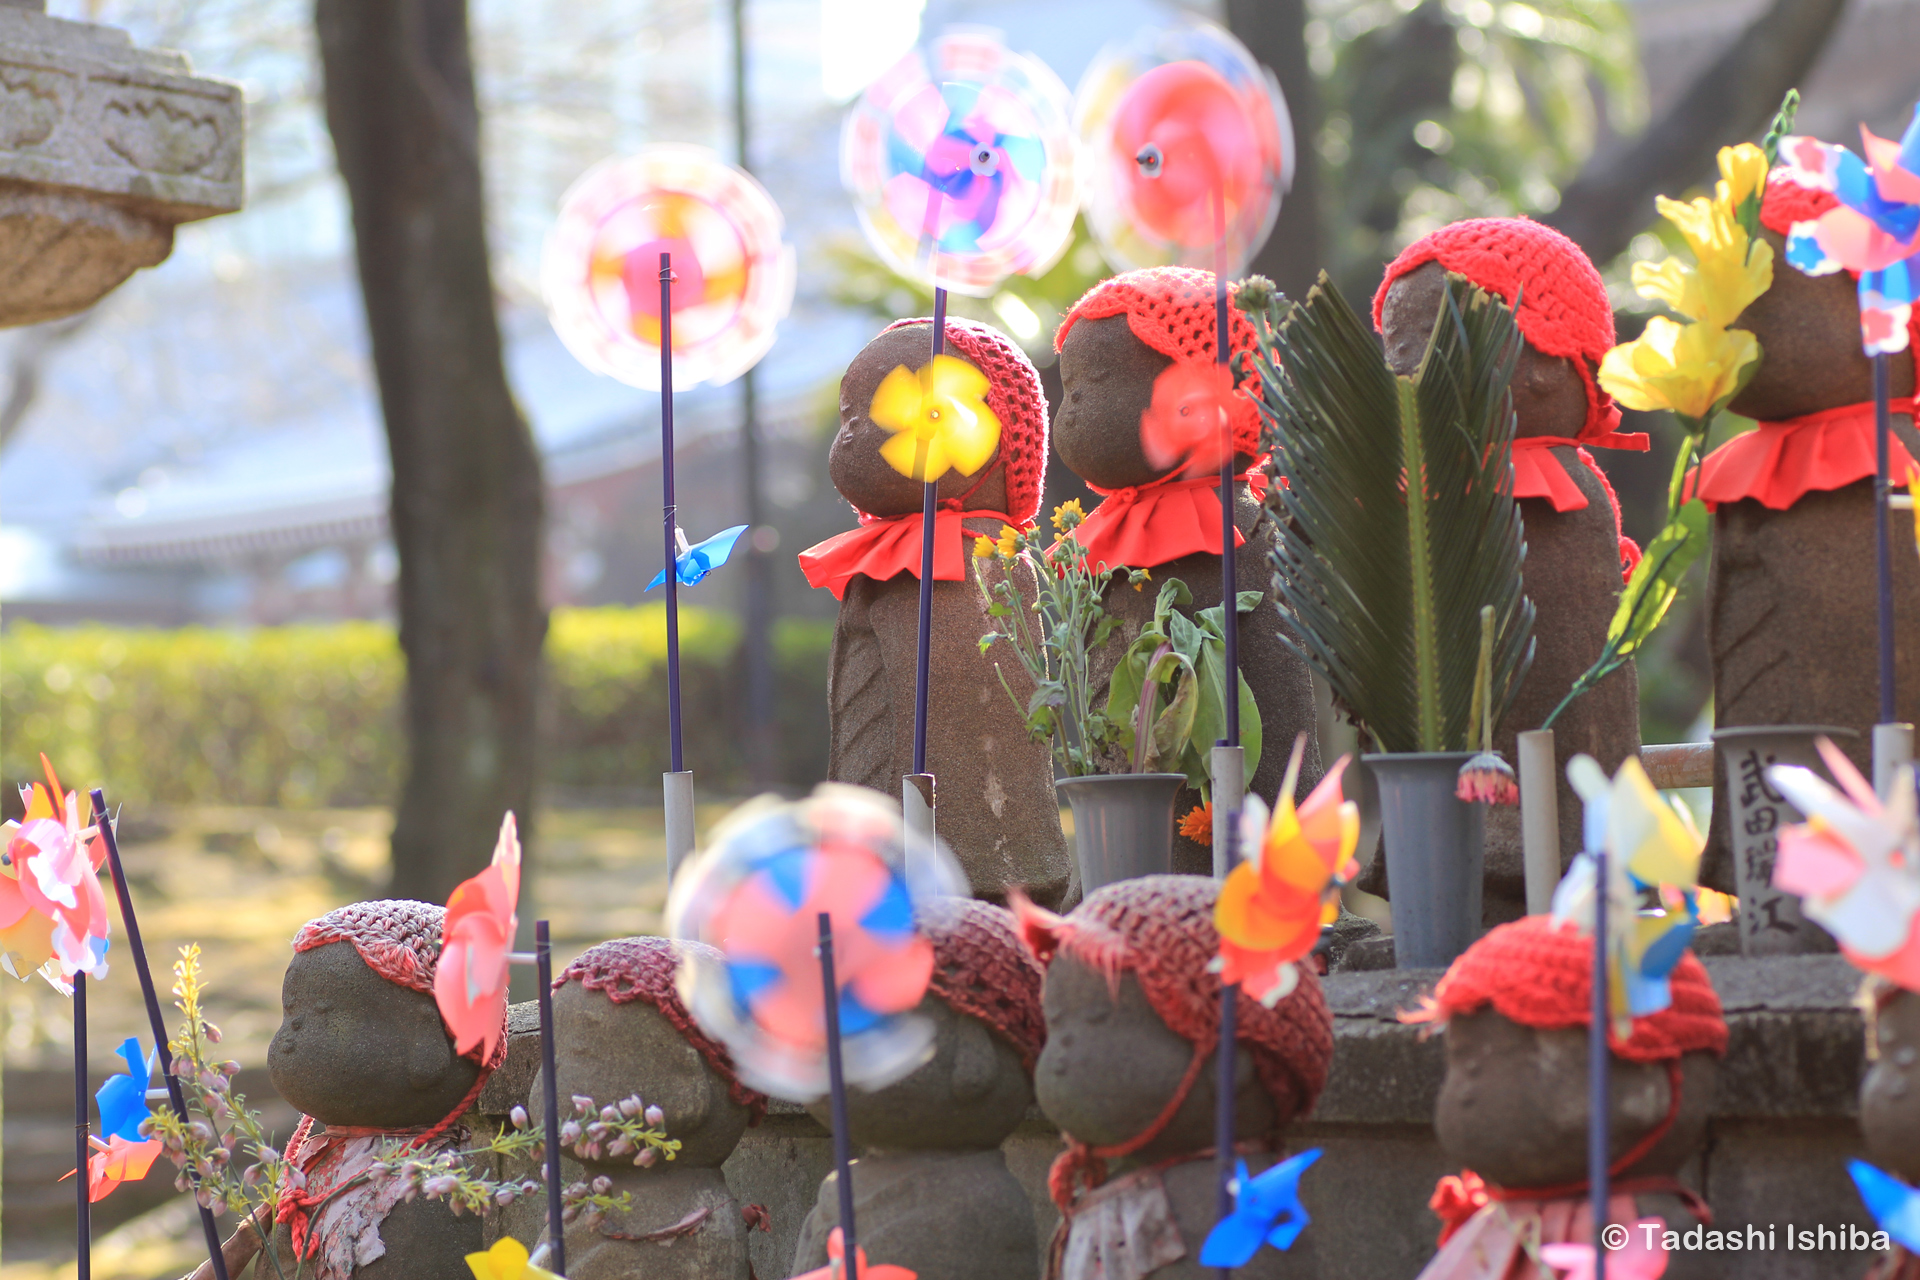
[1054,267,1264,459]
[1372,217,1641,452]
[557,935,769,1123]
[1761,171,1920,384]
[1019,874,1332,1123]
[1427,916,1728,1062]
[294,899,445,997]
[923,898,1046,1073]
[879,316,1049,524]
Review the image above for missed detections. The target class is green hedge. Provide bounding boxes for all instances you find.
[0,606,831,808]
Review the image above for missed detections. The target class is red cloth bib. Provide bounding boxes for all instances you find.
[798,508,1028,600]
[1692,398,1919,511]
[1071,469,1272,571]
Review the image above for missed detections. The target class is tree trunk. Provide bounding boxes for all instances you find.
[1226,0,1322,304]
[314,0,546,903]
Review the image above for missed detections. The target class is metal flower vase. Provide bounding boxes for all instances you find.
[1364,752,1484,969]
[1056,773,1185,895]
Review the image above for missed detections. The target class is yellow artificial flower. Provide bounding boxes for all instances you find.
[1050,499,1085,535]
[996,524,1021,558]
[1631,192,1773,328]
[466,1238,561,1280]
[973,534,996,559]
[1599,316,1758,423]
[1912,474,1920,558]
[867,355,1002,482]
[1715,142,1768,212]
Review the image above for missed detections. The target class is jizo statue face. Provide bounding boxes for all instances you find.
[830,324,1009,517]
[267,942,480,1130]
[1862,989,1920,1184]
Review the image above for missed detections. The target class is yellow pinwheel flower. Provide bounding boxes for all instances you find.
[867,355,1001,482]
[466,1238,561,1280]
[1631,192,1773,328]
[1599,316,1758,424]
[1715,142,1768,211]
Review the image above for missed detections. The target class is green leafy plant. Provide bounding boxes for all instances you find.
[1105,578,1264,795]
[1242,272,1535,755]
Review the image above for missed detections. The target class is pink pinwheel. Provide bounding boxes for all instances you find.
[1141,360,1234,473]
[1778,107,1920,355]
[1767,739,1920,991]
[1,754,111,989]
[1540,1221,1668,1280]
[434,813,521,1062]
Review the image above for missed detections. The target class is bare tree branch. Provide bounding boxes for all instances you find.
[0,313,94,451]
[1546,0,1850,266]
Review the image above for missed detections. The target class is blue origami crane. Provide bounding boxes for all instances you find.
[1851,1160,1920,1252]
[95,1036,156,1143]
[646,525,749,592]
[1198,1148,1321,1267]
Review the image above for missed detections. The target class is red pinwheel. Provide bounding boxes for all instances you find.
[1140,360,1235,473]
[667,785,967,1101]
[434,813,520,1063]
[792,1228,917,1280]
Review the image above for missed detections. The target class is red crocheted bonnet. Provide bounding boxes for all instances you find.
[1760,172,1920,387]
[1372,217,1638,452]
[1054,266,1264,459]
[923,897,1047,1073]
[878,316,1049,524]
[1018,874,1332,1122]
[557,935,769,1123]
[1425,915,1728,1062]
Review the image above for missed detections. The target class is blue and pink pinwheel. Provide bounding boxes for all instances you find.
[647,524,749,592]
[1777,107,1920,356]
[841,29,1079,296]
[666,784,967,1101]
[59,1036,162,1202]
[1850,1160,1920,1252]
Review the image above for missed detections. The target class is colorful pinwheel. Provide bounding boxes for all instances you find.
[1198,1149,1321,1266]
[1540,1223,1670,1280]
[1560,756,1705,1026]
[62,1133,162,1204]
[1777,108,1920,355]
[868,355,1002,482]
[647,524,749,592]
[666,785,968,1101]
[1851,1160,1920,1252]
[1140,361,1233,472]
[841,29,1078,296]
[465,1237,562,1280]
[1075,16,1293,274]
[95,1036,155,1143]
[543,144,795,391]
[793,1227,917,1280]
[1766,738,1920,991]
[434,813,520,1063]
[1,754,111,991]
[1214,739,1358,1007]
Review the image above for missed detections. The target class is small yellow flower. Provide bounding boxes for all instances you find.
[467,1238,561,1280]
[973,534,997,560]
[1715,142,1768,212]
[1632,193,1773,328]
[1132,568,1152,592]
[1051,499,1085,534]
[1599,316,1758,423]
[868,355,1002,482]
[996,524,1020,558]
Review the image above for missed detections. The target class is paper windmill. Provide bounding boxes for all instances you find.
[869,355,1003,482]
[1075,16,1293,274]
[792,1227,917,1280]
[647,524,749,592]
[1540,1223,1670,1280]
[434,812,520,1063]
[840,28,1079,297]
[1851,1160,1920,1252]
[61,1133,162,1204]
[1777,107,1920,355]
[1140,361,1234,473]
[543,144,795,391]
[1198,1148,1321,1266]
[1,754,111,991]
[465,1237,562,1280]
[666,784,968,1101]
[1215,740,1358,1007]
[1766,738,1920,991]
[1560,755,1705,1027]
[96,1036,156,1143]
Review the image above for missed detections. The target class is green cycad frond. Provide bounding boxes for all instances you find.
[1244,271,1535,755]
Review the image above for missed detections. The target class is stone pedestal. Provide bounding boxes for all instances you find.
[0,2,243,327]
